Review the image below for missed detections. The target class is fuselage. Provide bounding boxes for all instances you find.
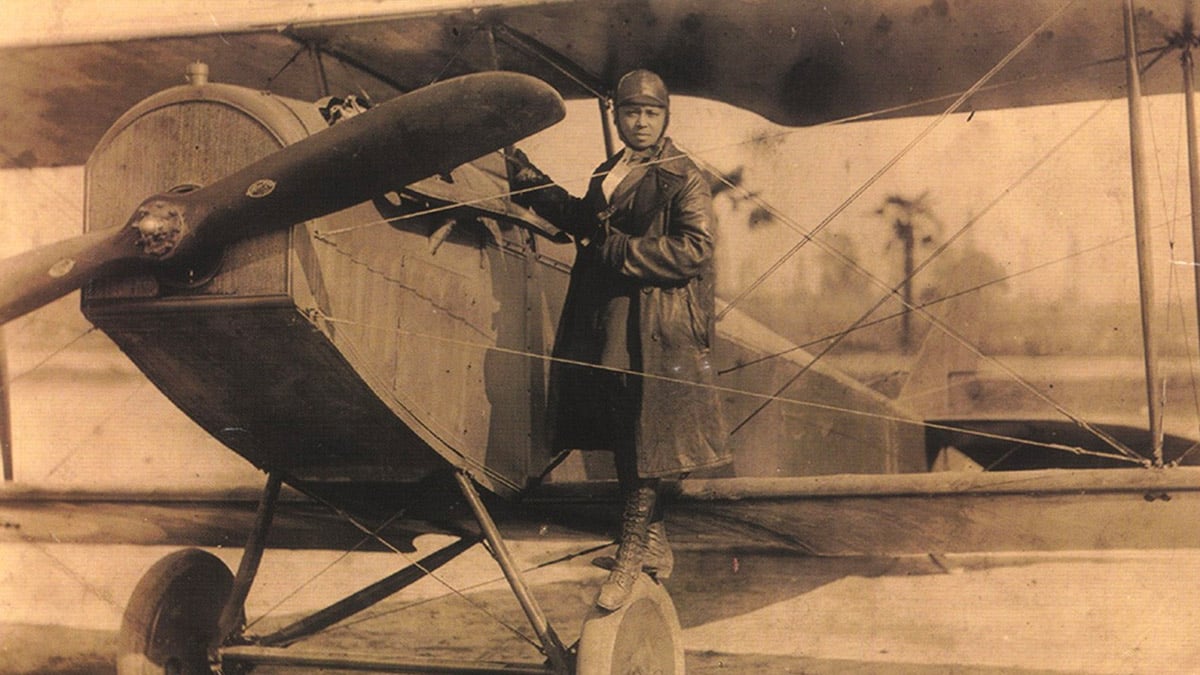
[80,79,924,513]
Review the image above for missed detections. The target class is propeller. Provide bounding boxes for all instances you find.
[0,72,565,325]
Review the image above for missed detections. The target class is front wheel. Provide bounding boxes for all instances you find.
[116,548,235,675]
[576,574,685,675]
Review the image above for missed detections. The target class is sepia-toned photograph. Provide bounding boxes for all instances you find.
[2,1,1199,672]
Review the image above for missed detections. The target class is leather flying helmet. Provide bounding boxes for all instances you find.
[615,70,669,108]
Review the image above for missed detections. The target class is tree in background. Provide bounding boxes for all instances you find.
[876,192,939,352]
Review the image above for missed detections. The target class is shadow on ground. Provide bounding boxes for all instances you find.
[2,549,1111,674]
[1,625,114,675]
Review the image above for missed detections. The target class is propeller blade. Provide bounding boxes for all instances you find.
[0,72,565,325]
[0,225,142,324]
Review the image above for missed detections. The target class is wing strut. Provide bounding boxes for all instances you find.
[491,23,608,100]
[1124,0,1166,465]
[455,470,573,674]
[1179,21,1200,462]
[489,22,617,155]
[0,330,10,481]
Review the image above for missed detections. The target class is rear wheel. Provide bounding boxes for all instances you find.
[576,574,684,675]
[116,548,235,675]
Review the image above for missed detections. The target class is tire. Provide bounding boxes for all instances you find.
[116,548,235,675]
[576,574,685,675]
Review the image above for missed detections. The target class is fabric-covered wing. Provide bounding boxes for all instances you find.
[293,0,1193,122]
[1,0,1195,168]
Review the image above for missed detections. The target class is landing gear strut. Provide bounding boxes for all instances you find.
[114,470,685,673]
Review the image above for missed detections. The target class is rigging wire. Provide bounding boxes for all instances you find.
[329,45,377,102]
[307,3,1143,462]
[1144,85,1176,459]
[315,312,1144,466]
[266,44,309,88]
[6,327,98,384]
[241,507,413,633]
[0,165,86,345]
[43,377,150,480]
[285,0,1165,463]
[491,23,609,101]
[314,33,1155,242]
[427,24,484,86]
[298,488,542,650]
[712,97,1113,376]
[714,0,1078,323]
[24,540,124,614]
[688,119,1145,460]
[1163,53,1200,465]
[1148,78,1193,460]
[307,0,1158,464]
[329,541,613,634]
[1169,440,1200,466]
[719,214,1164,377]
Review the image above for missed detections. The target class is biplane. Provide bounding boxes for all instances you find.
[3,0,1200,672]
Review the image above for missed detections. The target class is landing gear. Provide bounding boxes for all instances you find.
[576,574,685,675]
[115,548,233,675]
[114,470,686,674]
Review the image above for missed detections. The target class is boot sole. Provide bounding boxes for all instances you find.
[591,555,672,581]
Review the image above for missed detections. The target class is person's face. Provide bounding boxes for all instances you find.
[616,104,667,151]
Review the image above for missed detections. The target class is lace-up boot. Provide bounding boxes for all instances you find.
[595,485,656,610]
[591,520,673,580]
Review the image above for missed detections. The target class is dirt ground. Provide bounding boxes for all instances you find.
[3,539,1199,674]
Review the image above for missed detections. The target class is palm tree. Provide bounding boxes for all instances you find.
[710,165,775,230]
[875,192,941,351]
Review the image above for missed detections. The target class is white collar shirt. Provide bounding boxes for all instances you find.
[601,147,655,202]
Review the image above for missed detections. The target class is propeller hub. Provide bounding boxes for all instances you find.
[131,198,189,257]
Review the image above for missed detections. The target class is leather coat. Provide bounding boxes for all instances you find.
[514,139,730,477]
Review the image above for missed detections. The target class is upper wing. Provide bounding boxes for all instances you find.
[1,0,1194,168]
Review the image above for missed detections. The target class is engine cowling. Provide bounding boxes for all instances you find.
[81,76,559,500]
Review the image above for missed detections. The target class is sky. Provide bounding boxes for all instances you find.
[520,92,1194,310]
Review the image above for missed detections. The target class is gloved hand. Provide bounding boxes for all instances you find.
[506,148,551,189]
[577,220,607,248]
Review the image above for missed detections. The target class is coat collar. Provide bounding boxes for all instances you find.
[589,137,690,209]
[600,138,688,175]
[649,138,690,178]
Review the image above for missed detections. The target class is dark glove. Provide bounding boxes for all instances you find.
[576,220,608,248]
[506,148,551,190]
